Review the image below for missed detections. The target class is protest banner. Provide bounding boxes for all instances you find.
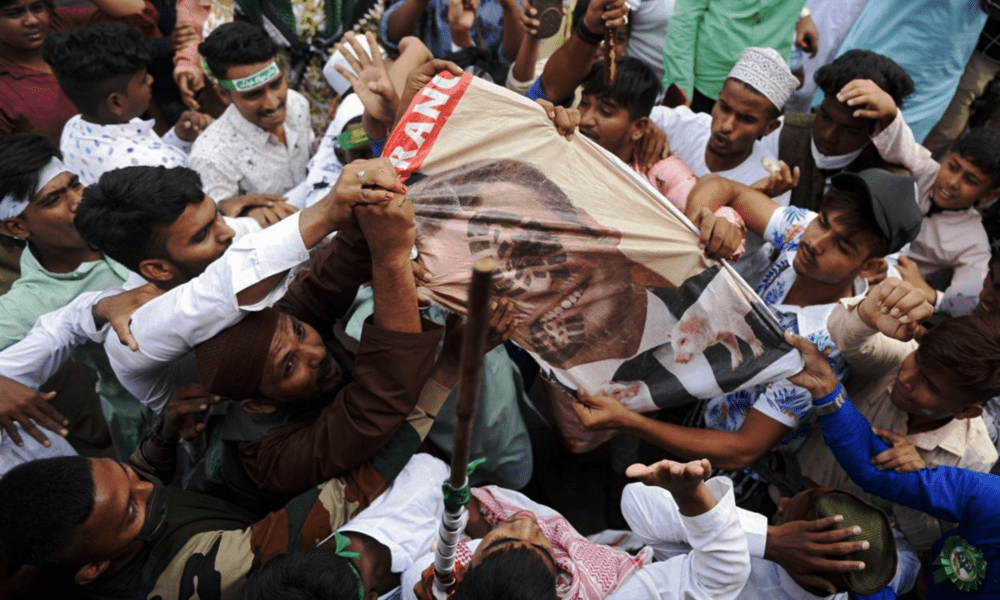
[385,72,803,448]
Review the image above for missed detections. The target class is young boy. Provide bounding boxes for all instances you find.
[576,56,743,243]
[838,78,1000,310]
[42,22,210,185]
[191,21,313,202]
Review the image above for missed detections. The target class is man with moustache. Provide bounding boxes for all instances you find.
[189,21,313,201]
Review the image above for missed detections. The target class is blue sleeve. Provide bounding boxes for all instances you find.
[524,79,575,108]
[525,78,547,101]
[818,399,1000,529]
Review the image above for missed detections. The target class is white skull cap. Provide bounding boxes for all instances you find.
[727,47,798,111]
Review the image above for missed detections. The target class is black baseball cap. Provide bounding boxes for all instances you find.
[830,169,922,254]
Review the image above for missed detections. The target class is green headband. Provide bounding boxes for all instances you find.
[201,58,280,92]
[332,531,365,600]
[336,127,370,151]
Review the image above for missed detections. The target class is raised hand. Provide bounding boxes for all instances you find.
[625,458,716,516]
[753,157,800,198]
[396,59,465,126]
[896,255,937,306]
[837,79,897,123]
[0,376,67,447]
[858,277,933,341]
[334,32,399,136]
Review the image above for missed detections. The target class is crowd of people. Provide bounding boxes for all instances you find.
[0,0,999,598]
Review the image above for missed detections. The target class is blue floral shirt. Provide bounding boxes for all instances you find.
[705,206,851,451]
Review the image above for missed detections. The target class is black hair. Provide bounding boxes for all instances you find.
[241,548,361,600]
[581,57,660,121]
[815,50,914,110]
[0,0,53,15]
[453,547,558,600]
[818,186,890,259]
[409,159,593,239]
[916,314,1000,403]
[950,126,1000,188]
[75,166,206,271]
[441,46,507,85]
[199,21,278,82]
[0,456,95,566]
[0,133,62,213]
[41,22,153,116]
[725,79,781,122]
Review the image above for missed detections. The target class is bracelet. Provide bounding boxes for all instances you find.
[813,383,847,416]
[575,22,603,45]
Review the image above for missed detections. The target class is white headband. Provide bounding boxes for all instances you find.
[0,157,68,221]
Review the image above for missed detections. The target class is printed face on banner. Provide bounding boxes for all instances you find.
[387,72,803,435]
[410,159,663,370]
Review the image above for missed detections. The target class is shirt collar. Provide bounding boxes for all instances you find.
[907,416,976,456]
[22,245,130,281]
[225,102,297,147]
[74,117,156,139]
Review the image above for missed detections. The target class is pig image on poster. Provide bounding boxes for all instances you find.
[672,273,765,370]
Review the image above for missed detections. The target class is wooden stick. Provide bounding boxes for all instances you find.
[604,28,617,84]
[448,258,494,489]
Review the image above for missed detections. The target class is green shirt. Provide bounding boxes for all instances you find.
[661,0,805,100]
[0,248,153,457]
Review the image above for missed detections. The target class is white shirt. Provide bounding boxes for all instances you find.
[616,480,921,600]
[648,106,790,284]
[339,453,450,574]
[60,115,191,185]
[872,110,991,303]
[604,478,751,600]
[189,89,314,201]
[0,424,77,476]
[0,216,305,413]
[284,117,344,210]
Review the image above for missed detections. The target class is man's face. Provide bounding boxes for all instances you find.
[792,208,874,284]
[0,0,49,52]
[813,97,871,157]
[890,352,969,419]
[933,152,997,210]
[578,93,637,162]
[470,511,557,576]
[157,195,235,280]
[119,68,154,121]
[459,182,643,367]
[224,60,288,133]
[708,80,776,159]
[3,171,87,250]
[73,459,153,563]
[975,259,1000,316]
[258,313,343,401]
